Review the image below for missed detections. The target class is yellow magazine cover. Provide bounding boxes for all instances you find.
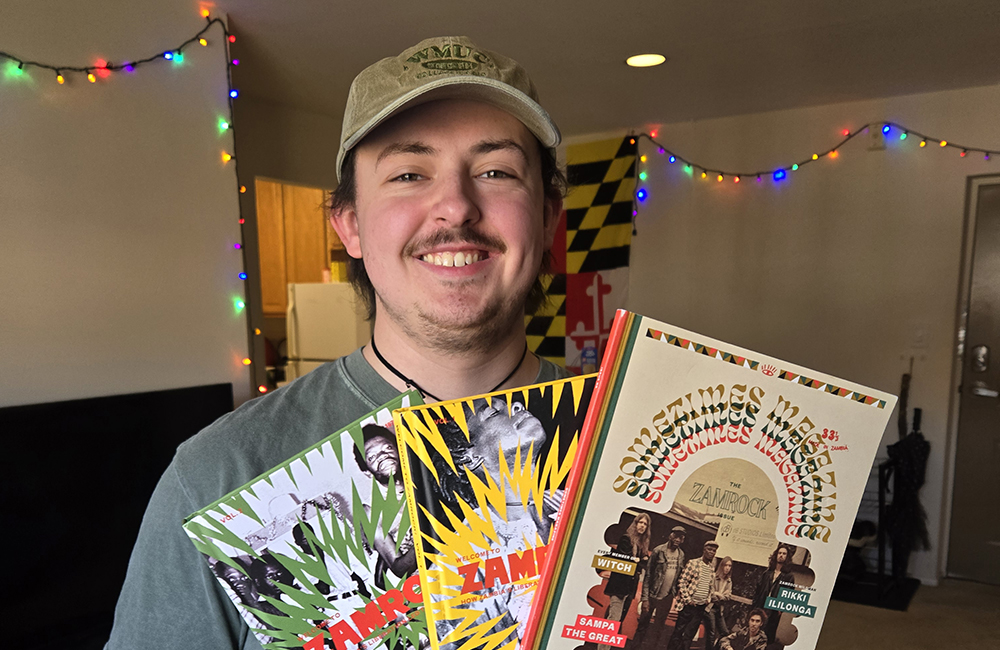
[393,375,597,650]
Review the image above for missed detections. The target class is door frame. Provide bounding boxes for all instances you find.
[940,173,1000,579]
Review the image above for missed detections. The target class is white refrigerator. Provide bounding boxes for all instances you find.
[284,283,370,381]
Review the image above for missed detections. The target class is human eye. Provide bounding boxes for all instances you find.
[479,169,515,180]
[391,172,423,182]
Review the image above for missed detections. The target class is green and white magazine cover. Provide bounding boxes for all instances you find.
[183,392,427,650]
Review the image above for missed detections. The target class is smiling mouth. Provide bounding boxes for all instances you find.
[420,250,488,267]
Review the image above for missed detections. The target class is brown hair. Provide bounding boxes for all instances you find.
[626,512,652,558]
[329,140,566,321]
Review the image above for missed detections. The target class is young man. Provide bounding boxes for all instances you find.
[105,36,566,650]
[718,609,769,650]
[640,525,688,621]
[666,539,720,650]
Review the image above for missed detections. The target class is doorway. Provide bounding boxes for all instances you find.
[947,176,1000,585]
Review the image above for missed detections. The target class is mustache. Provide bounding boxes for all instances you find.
[402,226,507,257]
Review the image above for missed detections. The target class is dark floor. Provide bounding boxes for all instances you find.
[817,578,1000,650]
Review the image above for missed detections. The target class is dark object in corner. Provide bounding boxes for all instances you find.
[886,407,932,578]
[0,384,234,650]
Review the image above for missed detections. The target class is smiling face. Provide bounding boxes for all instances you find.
[364,434,400,484]
[331,99,560,353]
[467,396,546,471]
[219,564,257,605]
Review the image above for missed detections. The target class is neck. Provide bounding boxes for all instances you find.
[365,315,539,402]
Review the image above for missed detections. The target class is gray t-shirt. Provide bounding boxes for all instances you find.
[654,547,682,600]
[105,348,568,650]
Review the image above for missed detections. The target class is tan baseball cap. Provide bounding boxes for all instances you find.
[337,36,561,180]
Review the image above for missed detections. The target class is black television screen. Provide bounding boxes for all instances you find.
[1,384,234,650]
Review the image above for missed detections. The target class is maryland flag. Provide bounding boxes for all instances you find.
[393,375,596,650]
[527,136,635,373]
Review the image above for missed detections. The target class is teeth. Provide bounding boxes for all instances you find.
[421,251,483,266]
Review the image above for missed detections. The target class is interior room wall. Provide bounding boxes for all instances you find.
[0,1,250,407]
[624,84,1000,584]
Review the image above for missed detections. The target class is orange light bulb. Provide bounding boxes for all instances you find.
[242,357,252,366]
[200,8,210,18]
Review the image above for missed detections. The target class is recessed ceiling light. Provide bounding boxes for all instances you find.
[626,53,666,68]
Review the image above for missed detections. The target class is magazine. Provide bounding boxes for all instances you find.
[183,392,427,650]
[393,375,597,650]
[526,311,896,650]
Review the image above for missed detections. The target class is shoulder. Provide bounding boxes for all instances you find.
[535,357,572,382]
[173,353,392,512]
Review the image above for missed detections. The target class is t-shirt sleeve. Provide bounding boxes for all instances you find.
[104,458,253,650]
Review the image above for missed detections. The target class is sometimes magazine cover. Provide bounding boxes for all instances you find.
[183,392,427,650]
[527,311,896,650]
[393,375,597,650]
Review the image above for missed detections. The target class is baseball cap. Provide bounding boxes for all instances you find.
[704,540,720,549]
[337,36,561,180]
[671,525,688,535]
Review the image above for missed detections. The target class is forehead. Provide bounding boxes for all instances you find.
[355,98,540,162]
[365,434,393,448]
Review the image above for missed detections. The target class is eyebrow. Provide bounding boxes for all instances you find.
[375,141,437,166]
[472,139,529,163]
[374,138,531,167]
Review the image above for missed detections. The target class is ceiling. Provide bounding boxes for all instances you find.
[217,0,1000,137]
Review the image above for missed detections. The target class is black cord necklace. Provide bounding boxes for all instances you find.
[369,337,530,402]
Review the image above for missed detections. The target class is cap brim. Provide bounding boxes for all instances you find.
[337,76,561,180]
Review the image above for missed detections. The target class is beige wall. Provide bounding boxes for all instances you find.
[0,1,250,406]
[625,84,1000,584]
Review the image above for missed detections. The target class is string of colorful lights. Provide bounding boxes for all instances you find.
[2,9,268,394]
[633,122,997,193]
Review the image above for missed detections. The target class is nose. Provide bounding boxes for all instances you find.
[429,171,480,228]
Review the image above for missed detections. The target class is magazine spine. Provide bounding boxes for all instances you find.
[521,309,633,650]
[392,408,438,650]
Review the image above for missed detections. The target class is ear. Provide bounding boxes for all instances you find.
[541,196,563,251]
[330,203,363,259]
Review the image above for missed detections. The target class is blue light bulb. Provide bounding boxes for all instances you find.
[882,124,891,135]
[774,169,787,181]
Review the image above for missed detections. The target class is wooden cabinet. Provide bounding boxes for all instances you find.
[255,179,341,316]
